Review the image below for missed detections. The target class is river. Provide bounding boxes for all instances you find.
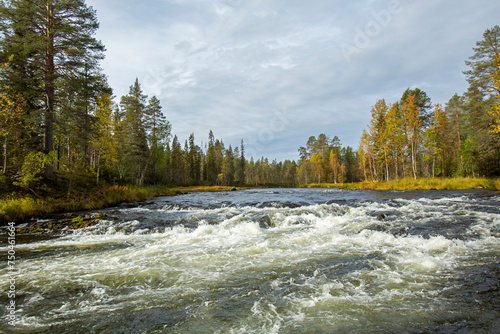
[1,188,500,333]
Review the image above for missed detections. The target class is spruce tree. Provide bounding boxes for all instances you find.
[145,95,170,180]
[206,130,217,184]
[187,133,200,184]
[119,79,150,185]
[237,139,246,185]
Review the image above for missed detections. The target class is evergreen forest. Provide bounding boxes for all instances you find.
[1,0,499,196]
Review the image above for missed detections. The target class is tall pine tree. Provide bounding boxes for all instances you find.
[0,0,105,177]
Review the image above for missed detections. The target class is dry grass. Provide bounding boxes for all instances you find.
[175,186,235,193]
[340,178,500,191]
[0,184,237,224]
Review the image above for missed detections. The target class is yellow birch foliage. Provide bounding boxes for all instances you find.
[401,94,422,179]
[0,88,28,172]
[93,93,118,169]
[489,54,500,133]
[310,152,323,183]
[329,150,340,183]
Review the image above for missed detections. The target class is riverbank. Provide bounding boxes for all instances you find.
[0,182,237,225]
[303,177,500,191]
[3,176,499,225]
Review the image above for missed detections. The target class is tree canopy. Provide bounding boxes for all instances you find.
[1,4,499,192]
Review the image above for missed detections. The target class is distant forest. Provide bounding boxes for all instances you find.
[0,0,499,190]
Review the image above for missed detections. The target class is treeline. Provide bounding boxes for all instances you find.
[0,0,108,190]
[0,0,499,193]
[0,0,297,190]
[112,85,300,186]
[167,131,298,186]
[359,26,500,181]
[297,135,358,184]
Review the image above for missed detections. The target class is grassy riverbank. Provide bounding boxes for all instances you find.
[0,173,237,224]
[3,175,499,224]
[303,177,500,191]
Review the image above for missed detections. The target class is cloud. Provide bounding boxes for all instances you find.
[86,0,500,160]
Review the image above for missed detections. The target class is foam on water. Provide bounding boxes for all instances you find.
[1,188,499,333]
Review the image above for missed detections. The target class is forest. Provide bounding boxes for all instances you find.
[0,0,499,197]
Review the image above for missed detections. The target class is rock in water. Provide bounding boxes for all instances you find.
[377,213,386,221]
[231,187,237,191]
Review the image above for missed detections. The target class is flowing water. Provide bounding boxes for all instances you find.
[1,188,500,333]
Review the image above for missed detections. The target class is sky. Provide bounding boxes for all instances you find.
[85,0,500,161]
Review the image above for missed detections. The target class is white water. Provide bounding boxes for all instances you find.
[1,189,500,333]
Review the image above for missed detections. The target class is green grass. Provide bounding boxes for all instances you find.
[323,177,500,191]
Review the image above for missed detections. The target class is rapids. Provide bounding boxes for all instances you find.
[1,188,500,333]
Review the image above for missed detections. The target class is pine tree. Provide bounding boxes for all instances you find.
[464,25,500,98]
[489,53,500,133]
[401,88,432,127]
[0,0,105,177]
[463,26,500,175]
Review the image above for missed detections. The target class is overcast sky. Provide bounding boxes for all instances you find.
[85,0,499,161]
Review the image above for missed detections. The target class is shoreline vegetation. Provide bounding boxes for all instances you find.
[0,182,238,225]
[1,176,499,226]
[303,177,500,191]
[1,10,499,230]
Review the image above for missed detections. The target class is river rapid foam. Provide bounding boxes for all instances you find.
[1,188,499,333]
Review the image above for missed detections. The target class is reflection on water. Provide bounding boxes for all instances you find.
[1,188,499,333]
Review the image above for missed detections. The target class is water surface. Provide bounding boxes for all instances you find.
[1,188,499,333]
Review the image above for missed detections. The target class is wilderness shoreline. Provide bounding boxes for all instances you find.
[0,185,239,225]
[303,177,500,191]
[2,177,499,226]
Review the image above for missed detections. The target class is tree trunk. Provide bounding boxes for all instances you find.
[67,135,71,169]
[402,157,406,179]
[96,150,101,186]
[432,157,435,178]
[2,136,7,174]
[84,65,89,166]
[56,133,61,170]
[411,142,417,179]
[455,111,463,175]
[385,150,389,181]
[44,0,55,178]
[138,155,152,187]
[394,151,399,181]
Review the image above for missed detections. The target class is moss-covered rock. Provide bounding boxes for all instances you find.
[15,213,107,235]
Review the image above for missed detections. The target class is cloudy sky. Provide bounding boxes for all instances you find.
[85,0,499,161]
